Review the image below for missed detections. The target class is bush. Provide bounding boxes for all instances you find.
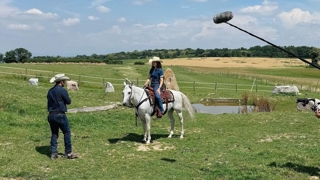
[134,61,145,65]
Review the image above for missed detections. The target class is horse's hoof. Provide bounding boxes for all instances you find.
[142,140,147,144]
[144,140,153,144]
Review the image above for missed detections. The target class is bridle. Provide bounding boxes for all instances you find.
[125,84,151,126]
[126,84,149,109]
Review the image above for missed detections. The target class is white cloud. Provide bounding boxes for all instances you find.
[133,24,143,27]
[133,0,153,5]
[8,23,31,30]
[0,0,18,18]
[240,0,278,14]
[25,8,42,14]
[157,23,167,27]
[61,18,80,26]
[117,17,126,22]
[56,29,63,33]
[191,14,278,45]
[86,26,121,38]
[18,8,59,19]
[88,15,100,21]
[31,23,45,30]
[232,15,258,26]
[117,19,204,46]
[96,5,110,13]
[110,26,121,34]
[277,8,320,28]
[89,0,109,8]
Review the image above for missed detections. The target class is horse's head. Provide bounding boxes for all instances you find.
[122,78,133,107]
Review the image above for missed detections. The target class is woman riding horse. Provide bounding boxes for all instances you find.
[144,58,165,117]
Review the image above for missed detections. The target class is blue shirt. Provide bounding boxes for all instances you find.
[149,68,164,86]
[47,85,71,112]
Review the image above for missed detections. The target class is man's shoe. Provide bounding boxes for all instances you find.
[51,153,58,160]
[65,152,79,159]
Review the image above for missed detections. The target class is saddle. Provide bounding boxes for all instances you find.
[145,86,175,118]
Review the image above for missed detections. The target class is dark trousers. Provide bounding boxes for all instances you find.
[47,113,72,155]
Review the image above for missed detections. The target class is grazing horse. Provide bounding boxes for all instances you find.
[122,79,195,144]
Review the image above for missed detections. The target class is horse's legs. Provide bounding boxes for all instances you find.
[175,109,184,139]
[141,119,147,142]
[168,109,175,138]
[144,113,151,144]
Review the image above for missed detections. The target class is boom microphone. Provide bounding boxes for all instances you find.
[213,11,320,70]
[213,11,233,24]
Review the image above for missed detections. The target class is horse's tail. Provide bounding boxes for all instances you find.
[180,92,195,120]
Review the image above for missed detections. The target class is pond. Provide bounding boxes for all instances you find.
[192,103,253,115]
[192,98,253,115]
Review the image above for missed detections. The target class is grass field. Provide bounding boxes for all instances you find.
[1,58,320,179]
[162,57,309,68]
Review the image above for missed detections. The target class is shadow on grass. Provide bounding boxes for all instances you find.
[108,133,168,144]
[269,162,320,176]
[35,145,51,158]
[161,158,176,163]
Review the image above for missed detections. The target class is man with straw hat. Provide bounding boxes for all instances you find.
[47,74,79,160]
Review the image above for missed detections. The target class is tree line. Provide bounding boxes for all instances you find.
[0,45,319,66]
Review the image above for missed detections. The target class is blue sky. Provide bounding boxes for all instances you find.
[0,0,319,56]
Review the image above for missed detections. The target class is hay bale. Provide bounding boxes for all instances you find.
[163,68,179,91]
[272,85,299,95]
[66,80,79,91]
[105,82,115,92]
[29,78,38,86]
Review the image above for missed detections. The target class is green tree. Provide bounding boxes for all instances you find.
[4,50,17,63]
[0,53,3,63]
[3,48,32,63]
[310,47,320,68]
[15,48,32,63]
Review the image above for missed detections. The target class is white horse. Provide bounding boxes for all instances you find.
[122,79,195,144]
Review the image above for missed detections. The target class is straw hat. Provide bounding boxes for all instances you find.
[50,73,70,83]
[148,56,163,63]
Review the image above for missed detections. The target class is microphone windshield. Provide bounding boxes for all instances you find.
[213,11,233,24]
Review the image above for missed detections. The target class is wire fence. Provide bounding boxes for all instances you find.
[0,66,315,93]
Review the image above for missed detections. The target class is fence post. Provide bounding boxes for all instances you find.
[316,78,320,93]
[193,81,195,94]
[256,84,258,92]
[25,68,27,79]
[103,78,105,89]
[136,78,139,87]
[215,83,217,93]
[236,84,237,92]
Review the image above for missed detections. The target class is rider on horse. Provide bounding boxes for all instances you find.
[144,58,165,117]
